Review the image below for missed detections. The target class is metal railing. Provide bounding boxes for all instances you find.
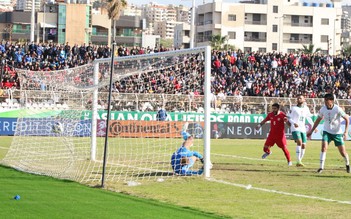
[2,90,351,115]
[244,37,266,42]
[245,20,267,25]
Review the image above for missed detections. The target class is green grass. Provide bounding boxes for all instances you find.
[1,136,351,218]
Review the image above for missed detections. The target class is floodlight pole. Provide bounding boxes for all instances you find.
[30,0,35,42]
[101,41,116,188]
[190,0,195,48]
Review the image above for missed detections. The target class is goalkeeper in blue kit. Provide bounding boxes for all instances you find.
[171,131,204,175]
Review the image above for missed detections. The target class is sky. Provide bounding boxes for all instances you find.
[127,0,348,7]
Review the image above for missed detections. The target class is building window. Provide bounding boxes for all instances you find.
[321,35,329,43]
[228,14,236,21]
[272,43,277,51]
[321,18,329,25]
[272,25,278,32]
[244,47,252,52]
[273,6,278,13]
[258,48,266,53]
[253,14,261,22]
[204,31,212,41]
[287,49,296,53]
[228,31,236,39]
[292,16,299,24]
[290,34,299,41]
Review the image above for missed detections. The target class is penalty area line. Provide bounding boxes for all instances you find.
[206,178,351,205]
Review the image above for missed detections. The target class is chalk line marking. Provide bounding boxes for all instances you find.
[206,178,351,205]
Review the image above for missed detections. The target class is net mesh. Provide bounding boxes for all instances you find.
[1,47,209,186]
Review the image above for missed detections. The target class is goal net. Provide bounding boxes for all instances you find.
[1,46,211,187]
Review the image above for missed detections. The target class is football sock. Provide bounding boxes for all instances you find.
[296,145,301,162]
[300,148,306,161]
[344,153,349,166]
[320,152,326,169]
[282,147,291,162]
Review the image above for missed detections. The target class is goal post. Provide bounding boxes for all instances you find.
[203,45,211,177]
[91,46,212,178]
[1,46,212,185]
[91,60,99,161]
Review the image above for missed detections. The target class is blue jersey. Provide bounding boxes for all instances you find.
[156,109,167,121]
[171,146,203,175]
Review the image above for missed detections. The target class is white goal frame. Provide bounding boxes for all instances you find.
[91,46,212,177]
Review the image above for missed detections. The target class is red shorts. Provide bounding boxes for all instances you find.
[265,135,287,148]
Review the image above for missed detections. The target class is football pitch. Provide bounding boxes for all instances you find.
[1,136,351,218]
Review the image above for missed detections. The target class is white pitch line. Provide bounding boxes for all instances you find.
[0,146,8,150]
[206,178,351,205]
[212,153,341,167]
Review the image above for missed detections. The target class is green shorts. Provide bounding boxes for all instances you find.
[292,131,307,144]
[322,131,344,146]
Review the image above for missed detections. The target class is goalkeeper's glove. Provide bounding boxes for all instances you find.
[200,158,204,164]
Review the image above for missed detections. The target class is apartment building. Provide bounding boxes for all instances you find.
[196,0,343,55]
[174,22,191,49]
[176,5,190,23]
[16,0,40,11]
[342,5,351,48]
[142,3,169,24]
[141,2,190,40]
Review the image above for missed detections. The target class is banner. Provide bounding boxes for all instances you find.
[96,120,205,138]
[0,118,17,135]
[1,117,351,140]
[211,122,292,139]
[0,108,266,123]
[82,111,266,123]
[0,118,91,137]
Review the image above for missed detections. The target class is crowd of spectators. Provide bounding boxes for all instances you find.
[1,41,351,102]
[210,50,351,100]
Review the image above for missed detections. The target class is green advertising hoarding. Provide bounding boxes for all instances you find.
[0,109,320,123]
[81,111,266,123]
[0,109,266,123]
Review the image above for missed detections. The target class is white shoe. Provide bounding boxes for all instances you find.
[288,161,293,166]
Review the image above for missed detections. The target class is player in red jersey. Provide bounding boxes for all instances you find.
[255,103,292,166]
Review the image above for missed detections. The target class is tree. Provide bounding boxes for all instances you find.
[160,38,173,49]
[104,0,127,43]
[299,44,321,54]
[343,45,351,57]
[210,34,226,50]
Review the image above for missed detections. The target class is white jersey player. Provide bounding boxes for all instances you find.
[288,95,314,167]
[307,93,350,174]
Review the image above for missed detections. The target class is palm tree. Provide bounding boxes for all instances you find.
[299,44,321,55]
[210,34,226,50]
[343,45,351,57]
[104,0,127,43]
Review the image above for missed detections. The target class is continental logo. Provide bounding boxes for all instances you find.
[108,121,183,137]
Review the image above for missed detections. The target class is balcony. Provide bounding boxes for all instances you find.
[92,32,108,37]
[283,39,312,44]
[290,22,313,27]
[12,30,30,34]
[244,37,266,42]
[245,20,267,25]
